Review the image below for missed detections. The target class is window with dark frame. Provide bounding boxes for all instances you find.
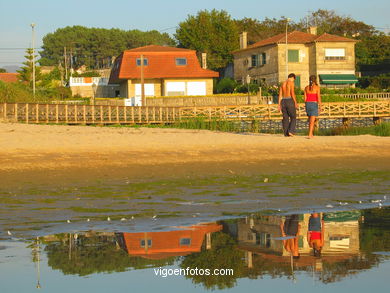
[180,238,191,245]
[140,239,152,247]
[175,58,187,66]
[136,58,148,66]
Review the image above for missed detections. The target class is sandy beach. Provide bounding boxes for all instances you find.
[0,122,389,187]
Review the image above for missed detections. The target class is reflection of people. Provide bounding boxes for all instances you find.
[308,213,325,257]
[304,75,322,138]
[278,73,298,137]
[280,214,300,259]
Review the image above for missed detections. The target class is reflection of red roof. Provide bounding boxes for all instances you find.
[0,73,19,83]
[233,31,357,53]
[122,223,222,259]
[109,45,218,83]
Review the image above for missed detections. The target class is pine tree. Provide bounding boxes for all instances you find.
[17,48,41,87]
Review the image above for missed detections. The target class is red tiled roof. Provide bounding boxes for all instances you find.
[314,33,357,42]
[109,45,218,83]
[233,31,357,53]
[0,73,19,83]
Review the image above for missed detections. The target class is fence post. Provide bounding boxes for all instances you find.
[65,104,68,123]
[75,105,77,123]
[46,104,49,123]
[36,104,39,123]
[116,106,119,123]
[83,105,86,123]
[56,104,59,123]
[100,105,103,123]
[14,103,18,122]
[26,103,29,124]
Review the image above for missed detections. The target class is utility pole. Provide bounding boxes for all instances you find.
[285,18,291,79]
[64,47,68,81]
[140,54,145,106]
[31,23,36,98]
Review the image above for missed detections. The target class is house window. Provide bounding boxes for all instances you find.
[176,58,187,66]
[288,50,299,62]
[261,52,266,65]
[180,238,191,245]
[325,48,346,60]
[136,58,148,66]
[140,239,152,247]
[251,55,259,67]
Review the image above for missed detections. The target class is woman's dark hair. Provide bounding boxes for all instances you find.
[309,75,317,91]
[288,73,296,79]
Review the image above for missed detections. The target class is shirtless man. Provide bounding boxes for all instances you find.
[278,73,298,137]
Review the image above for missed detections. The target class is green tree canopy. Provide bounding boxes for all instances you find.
[175,9,239,70]
[39,26,175,69]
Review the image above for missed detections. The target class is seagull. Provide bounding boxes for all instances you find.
[120,218,126,221]
[87,219,90,222]
[152,215,157,219]
[131,216,134,220]
[263,178,269,183]
[7,231,12,236]
[326,204,334,208]
[67,220,71,223]
[107,217,111,221]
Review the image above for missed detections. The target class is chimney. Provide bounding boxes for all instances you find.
[308,26,317,35]
[240,32,248,49]
[201,53,207,69]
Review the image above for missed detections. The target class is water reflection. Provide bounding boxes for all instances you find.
[1,207,389,291]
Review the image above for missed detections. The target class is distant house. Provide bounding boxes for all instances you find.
[0,73,19,83]
[109,45,219,98]
[233,28,358,88]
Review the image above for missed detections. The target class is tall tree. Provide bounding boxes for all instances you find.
[17,48,41,87]
[175,9,239,70]
[39,26,175,69]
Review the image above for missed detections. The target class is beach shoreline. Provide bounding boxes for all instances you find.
[1,122,389,187]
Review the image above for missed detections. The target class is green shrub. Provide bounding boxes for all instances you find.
[215,78,237,94]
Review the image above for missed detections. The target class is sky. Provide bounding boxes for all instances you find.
[0,0,389,68]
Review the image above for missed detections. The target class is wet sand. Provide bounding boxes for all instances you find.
[0,122,389,187]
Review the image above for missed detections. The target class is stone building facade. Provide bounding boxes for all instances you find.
[233,28,358,89]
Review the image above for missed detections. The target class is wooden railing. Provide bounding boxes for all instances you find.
[1,101,389,125]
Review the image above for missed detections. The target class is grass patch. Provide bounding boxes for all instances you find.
[318,122,390,137]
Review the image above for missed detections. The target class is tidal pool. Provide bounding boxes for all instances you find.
[1,207,389,293]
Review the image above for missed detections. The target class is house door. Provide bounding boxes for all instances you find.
[294,75,301,89]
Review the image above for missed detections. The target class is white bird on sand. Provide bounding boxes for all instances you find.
[120,218,126,221]
[87,218,90,222]
[7,231,12,236]
[263,178,269,183]
[131,216,134,220]
[326,204,334,208]
[107,217,111,221]
[67,220,71,223]
[152,215,157,219]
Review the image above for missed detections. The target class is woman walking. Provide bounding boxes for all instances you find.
[304,75,322,138]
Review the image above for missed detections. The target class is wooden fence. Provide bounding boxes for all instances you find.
[1,101,389,125]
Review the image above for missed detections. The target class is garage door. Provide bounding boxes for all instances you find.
[187,81,206,96]
[166,82,185,96]
[135,84,155,97]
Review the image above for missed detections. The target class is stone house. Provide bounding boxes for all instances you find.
[109,45,219,98]
[233,28,358,88]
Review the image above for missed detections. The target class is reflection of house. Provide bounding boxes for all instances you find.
[108,45,219,99]
[233,28,358,88]
[235,212,361,269]
[117,223,222,259]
